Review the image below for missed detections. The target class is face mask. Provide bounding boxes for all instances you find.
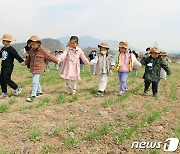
[101,50,107,55]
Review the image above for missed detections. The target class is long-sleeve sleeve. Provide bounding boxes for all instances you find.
[161,60,171,75]
[79,51,91,65]
[43,50,58,64]
[11,48,24,63]
[25,54,30,66]
[140,57,147,66]
[58,48,68,61]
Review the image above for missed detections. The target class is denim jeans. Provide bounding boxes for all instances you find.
[118,72,129,91]
[31,74,42,97]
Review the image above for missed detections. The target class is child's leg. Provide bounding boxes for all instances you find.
[152,81,159,95]
[31,74,40,97]
[72,81,77,94]
[144,79,151,92]
[98,74,108,92]
[0,69,7,93]
[65,79,72,92]
[3,67,18,91]
[119,72,129,91]
[37,82,42,94]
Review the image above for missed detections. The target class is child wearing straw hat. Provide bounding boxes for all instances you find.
[111,41,142,96]
[140,47,171,97]
[21,35,59,102]
[91,42,113,95]
[88,49,97,75]
[57,36,93,94]
[0,34,24,99]
[160,51,171,80]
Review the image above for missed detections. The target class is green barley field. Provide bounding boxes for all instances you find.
[0,62,179,154]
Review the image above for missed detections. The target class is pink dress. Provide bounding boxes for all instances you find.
[58,46,90,81]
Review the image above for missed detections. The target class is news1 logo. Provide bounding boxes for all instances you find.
[131,138,179,152]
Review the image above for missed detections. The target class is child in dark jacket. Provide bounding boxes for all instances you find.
[140,47,171,97]
[0,34,24,99]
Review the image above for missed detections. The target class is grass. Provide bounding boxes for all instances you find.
[41,145,56,154]
[52,125,64,137]
[102,83,144,107]
[114,106,170,143]
[0,104,9,113]
[27,124,42,142]
[56,93,67,104]
[66,124,78,132]
[64,137,80,148]
[68,94,78,103]
[36,97,50,108]
[127,112,139,119]
[174,126,180,139]
[8,97,17,105]
[85,123,111,141]
[168,80,177,101]
[145,103,153,109]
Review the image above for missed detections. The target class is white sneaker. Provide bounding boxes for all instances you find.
[72,89,76,94]
[0,93,7,99]
[27,96,36,102]
[15,87,22,96]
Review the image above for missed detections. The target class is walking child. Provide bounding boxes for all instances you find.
[0,34,24,99]
[91,42,113,95]
[140,47,171,97]
[160,51,171,80]
[58,36,93,94]
[88,49,97,75]
[22,36,59,102]
[111,41,142,96]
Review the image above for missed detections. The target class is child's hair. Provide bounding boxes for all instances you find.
[70,36,79,44]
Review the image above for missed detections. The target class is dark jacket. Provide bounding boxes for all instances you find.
[25,46,58,74]
[0,46,24,67]
[140,56,171,82]
[88,53,96,61]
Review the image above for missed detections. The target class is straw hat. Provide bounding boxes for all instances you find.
[150,47,160,54]
[119,41,128,49]
[0,34,15,42]
[29,35,41,43]
[98,42,109,49]
[160,51,168,56]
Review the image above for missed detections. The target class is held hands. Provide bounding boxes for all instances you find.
[110,65,115,70]
[21,62,26,66]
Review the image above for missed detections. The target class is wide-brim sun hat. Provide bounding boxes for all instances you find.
[160,51,168,56]
[98,42,109,49]
[119,41,128,49]
[150,47,161,54]
[0,34,16,42]
[29,35,41,43]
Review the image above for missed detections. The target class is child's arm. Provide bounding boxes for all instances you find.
[80,51,93,65]
[140,57,147,66]
[161,60,171,75]
[43,50,59,64]
[58,48,68,61]
[131,54,142,68]
[23,54,30,66]
[11,47,24,63]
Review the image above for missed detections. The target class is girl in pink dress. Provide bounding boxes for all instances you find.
[58,36,93,94]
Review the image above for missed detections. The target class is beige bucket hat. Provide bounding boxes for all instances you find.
[29,35,41,43]
[150,47,161,54]
[0,34,16,42]
[98,42,109,49]
[119,41,128,49]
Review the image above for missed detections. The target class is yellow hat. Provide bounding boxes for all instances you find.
[150,47,160,54]
[119,41,128,49]
[98,42,109,49]
[160,51,168,56]
[0,34,16,42]
[29,35,41,42]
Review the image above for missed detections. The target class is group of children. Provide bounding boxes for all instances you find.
[0,34,171,102]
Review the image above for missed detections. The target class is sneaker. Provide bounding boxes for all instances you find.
[36,93,43,97]
[153,93,158,97]
[0,93,7,99]
[27,96,36,102]
[72,89,76,95]
[118,91,124,96]
[14,87,22,96]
